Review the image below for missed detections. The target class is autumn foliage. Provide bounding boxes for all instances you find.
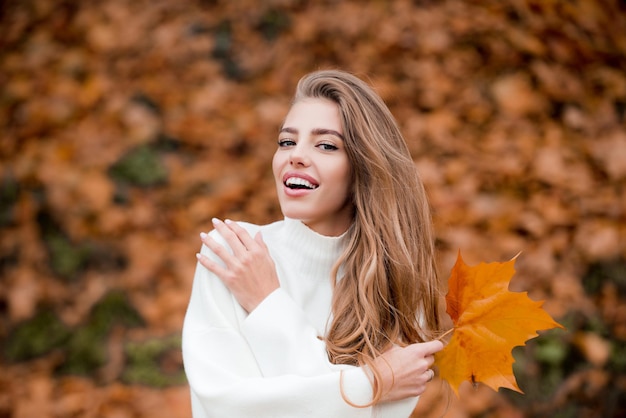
[436,252,564,396]
[1,0,625,417]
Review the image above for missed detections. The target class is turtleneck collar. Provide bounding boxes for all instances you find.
[273,218,348,279]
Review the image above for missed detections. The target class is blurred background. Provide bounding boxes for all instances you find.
[1,0,625,417]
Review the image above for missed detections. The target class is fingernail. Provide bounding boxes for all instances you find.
[225,219,233,224]
[200,232,207,239]
[196,253,202,260]
[212,218,219,225]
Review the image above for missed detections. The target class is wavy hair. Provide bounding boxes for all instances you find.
[293,70,442,405]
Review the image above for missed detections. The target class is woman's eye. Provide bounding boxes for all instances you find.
[318,143,338,151]
[278,139,296,147]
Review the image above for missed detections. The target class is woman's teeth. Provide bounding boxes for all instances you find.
[285,177,318,189]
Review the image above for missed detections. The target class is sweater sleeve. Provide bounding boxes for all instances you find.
[240,288,336,377]
[182,245,377,418]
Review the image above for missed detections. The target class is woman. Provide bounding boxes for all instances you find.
[182,70,444,417]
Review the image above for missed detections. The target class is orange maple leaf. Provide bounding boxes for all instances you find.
[435,251,564,396]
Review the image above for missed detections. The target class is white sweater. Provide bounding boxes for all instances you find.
[182,218,418,417]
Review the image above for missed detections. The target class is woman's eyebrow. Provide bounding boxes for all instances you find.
[279,127,298,134]
[312,128,345,141]
[279,127,345,141]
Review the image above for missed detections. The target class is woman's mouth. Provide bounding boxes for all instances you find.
[282,174,319,196]
[285,177,319,190]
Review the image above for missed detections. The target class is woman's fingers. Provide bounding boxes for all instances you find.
[196,251,227,277]
[375,339,445,402]
[417,339,445,356]
[198,218,258,268]
[211,218,257,256]
[200,231,234,266]
[197,219,280,313]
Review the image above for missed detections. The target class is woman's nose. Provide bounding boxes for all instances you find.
[289,144,310,166]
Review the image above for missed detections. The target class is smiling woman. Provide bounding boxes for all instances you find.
[182,70,443,418]
[273,98,353,237]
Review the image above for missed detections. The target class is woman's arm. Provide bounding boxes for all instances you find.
[196,220,337,376]
[240,287,340,376]
[182,251,379,418]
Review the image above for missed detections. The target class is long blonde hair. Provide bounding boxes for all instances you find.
[293,70,442,404]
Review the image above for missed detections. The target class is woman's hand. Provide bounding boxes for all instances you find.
[373,340,444,402]
[196,218,280,313]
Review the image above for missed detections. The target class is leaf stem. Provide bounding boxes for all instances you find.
[436,328,454,341]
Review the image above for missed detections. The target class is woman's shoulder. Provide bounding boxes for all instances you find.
[203,219,285,249]
[232,219,285,236]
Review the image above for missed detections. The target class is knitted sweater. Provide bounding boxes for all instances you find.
[182,218,419,417]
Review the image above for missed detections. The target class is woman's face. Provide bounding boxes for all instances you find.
[272,98,353,236]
